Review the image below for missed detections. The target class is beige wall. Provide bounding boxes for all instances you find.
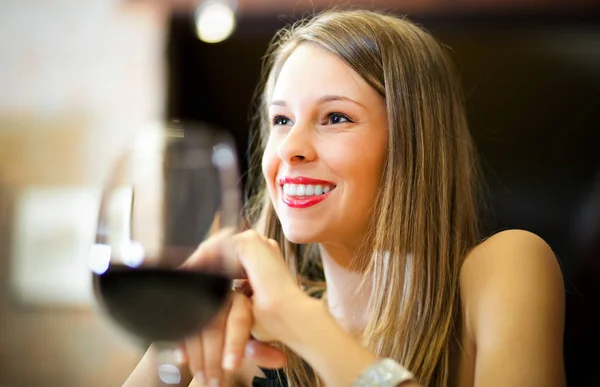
[0,1,168,385]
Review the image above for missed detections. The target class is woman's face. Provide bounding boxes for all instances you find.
[262,43,388,250]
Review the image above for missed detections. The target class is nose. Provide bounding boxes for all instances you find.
[276,122,317,164]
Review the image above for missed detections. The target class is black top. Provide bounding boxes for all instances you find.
[252,369,287,387]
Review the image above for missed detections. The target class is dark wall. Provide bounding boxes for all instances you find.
[166,15,283,184]
[166,7,600,386]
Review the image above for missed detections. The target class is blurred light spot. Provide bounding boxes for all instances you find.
[120,240,145,268]
[89,243,111,274]
[195,0,236,44]
[158,364,182,385]
[212,145,235,168]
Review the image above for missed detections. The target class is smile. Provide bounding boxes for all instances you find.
[279,177,336,209]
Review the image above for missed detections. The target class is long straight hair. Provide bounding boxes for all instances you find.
[244,9,481,387]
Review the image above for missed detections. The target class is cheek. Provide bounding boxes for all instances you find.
[328,138,386,184]
[261,142,279,193]
[333,141,387,211]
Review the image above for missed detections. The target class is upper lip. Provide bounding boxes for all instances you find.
[279,176,336,186]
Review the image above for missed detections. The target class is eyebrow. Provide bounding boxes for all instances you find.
[269,95,366,109]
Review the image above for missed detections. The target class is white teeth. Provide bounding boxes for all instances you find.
[282,183,334,197]
[286,184,296,195]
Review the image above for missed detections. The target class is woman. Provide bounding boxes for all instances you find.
[126,9,565,387]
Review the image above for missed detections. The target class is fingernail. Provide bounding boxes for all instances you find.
[173,348,185,364]
[195,372,206,385]
[222,353,238,370]
[245,343,255,357]
[209,377,220,387]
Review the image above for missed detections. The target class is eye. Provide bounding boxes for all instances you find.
[325,112,352,125]
[272,115,293,126]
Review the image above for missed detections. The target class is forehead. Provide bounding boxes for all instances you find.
[270,43,377,103]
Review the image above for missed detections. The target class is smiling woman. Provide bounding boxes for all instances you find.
[262,42,388,250]
[243,10,481,386]
[125,8,566,387]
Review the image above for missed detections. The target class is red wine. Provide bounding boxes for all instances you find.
[93,265,231,342]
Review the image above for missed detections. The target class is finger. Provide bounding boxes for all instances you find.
[233,231,297,299]
[250,322,276,343]
[266,238,280,250]
[185,334,205,385]
[174,343,188,366]
[181,228,240,275]
[222,293,253,371]
[245,340,288,369]
[201,308,228,386]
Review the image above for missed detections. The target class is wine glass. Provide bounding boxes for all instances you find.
[88,122,241,385]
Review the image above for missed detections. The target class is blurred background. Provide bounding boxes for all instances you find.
[0,0,599,386]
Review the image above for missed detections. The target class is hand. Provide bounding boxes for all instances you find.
[183,291,285,386]
[180,229,308,384]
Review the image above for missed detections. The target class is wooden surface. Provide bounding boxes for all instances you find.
[0,125,143,386]
[0,0,168,384]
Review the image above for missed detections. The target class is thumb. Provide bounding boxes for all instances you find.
[231,231,299,300]
[180,228,241,276]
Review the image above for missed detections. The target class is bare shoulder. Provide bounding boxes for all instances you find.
[459,229,566,385]
[461,228,563,283]
[460,229,565,331]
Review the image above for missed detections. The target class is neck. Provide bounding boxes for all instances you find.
[318,244,371,334]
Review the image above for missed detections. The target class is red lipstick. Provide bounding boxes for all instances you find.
[279,176,336,209]
[279,176,335,186]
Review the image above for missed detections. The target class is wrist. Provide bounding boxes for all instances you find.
[281,298,378,385]
[276,294,326,348]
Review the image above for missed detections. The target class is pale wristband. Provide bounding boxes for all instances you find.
[353,358,415,387]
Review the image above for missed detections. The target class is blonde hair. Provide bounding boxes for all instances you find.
[244,9,481,387]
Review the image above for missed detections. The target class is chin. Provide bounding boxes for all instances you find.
[280,223,322,245]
